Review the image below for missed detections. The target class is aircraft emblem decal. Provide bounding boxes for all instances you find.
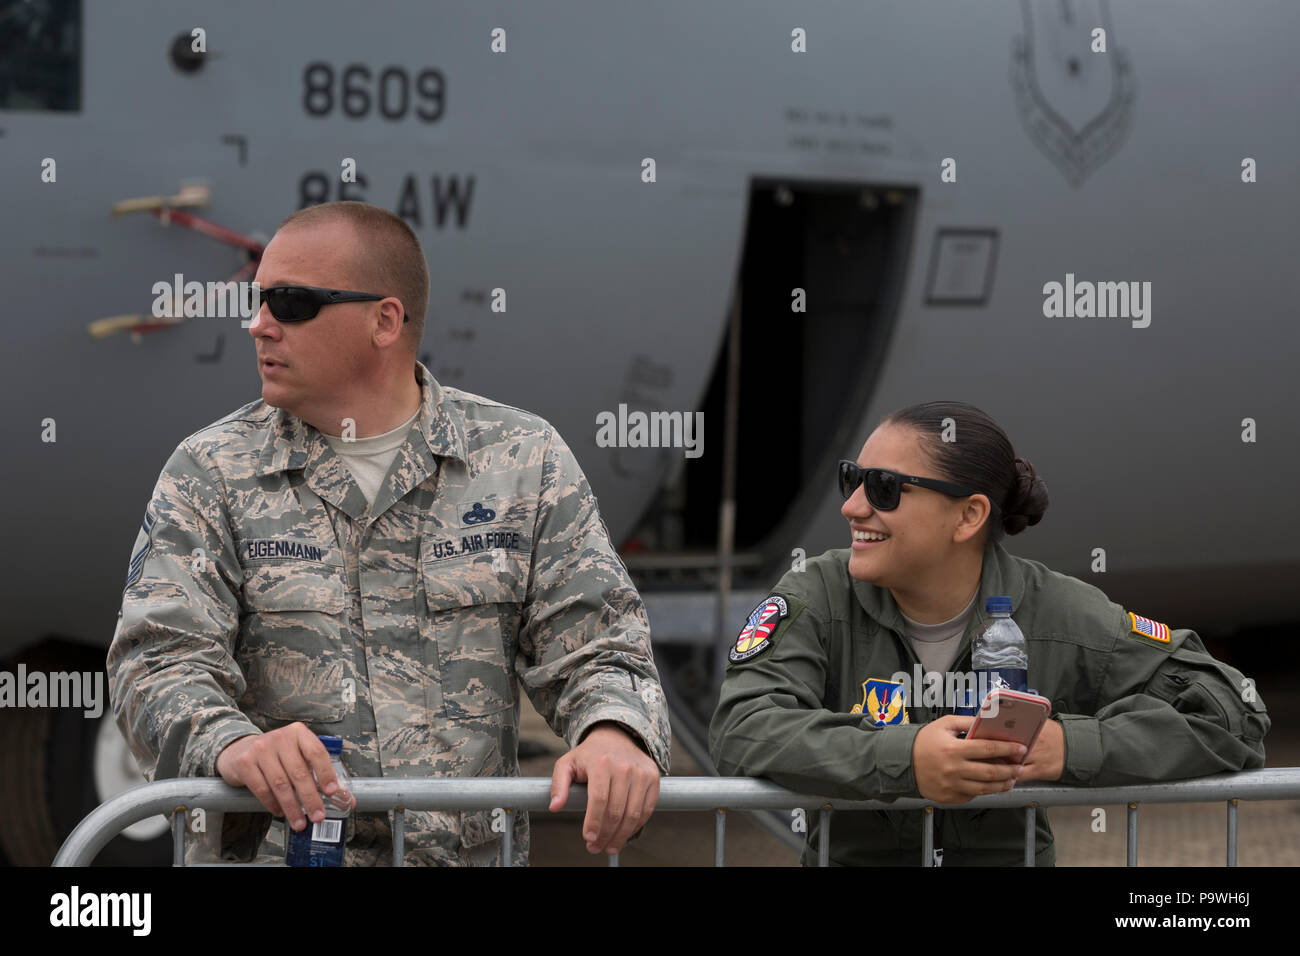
[1010,0,1136,186]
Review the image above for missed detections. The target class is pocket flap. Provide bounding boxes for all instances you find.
[243,559,346,613]
[422,552,527,611]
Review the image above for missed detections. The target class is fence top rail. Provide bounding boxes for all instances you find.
[53,769,1300,867]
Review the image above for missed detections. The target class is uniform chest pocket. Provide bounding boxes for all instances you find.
[421,553,527,719]
[238,560,349,723]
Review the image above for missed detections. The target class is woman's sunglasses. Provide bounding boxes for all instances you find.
[837,460,991,512]
[260,285,404,323]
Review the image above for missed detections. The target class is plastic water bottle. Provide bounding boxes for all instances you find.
[972,596,1029,698]
[285,735,352,867]
[954,596,1029,715]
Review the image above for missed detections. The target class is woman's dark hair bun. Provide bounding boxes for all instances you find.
[1002,457,1049,535]
[881,402,1050,545]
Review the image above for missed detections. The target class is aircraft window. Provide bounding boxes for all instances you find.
[0,0,82,112]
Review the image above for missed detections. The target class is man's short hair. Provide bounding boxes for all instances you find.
[277,201,429,349]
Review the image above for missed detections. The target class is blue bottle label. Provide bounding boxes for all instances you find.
[285,818,346,867]
[954,668,1028,715]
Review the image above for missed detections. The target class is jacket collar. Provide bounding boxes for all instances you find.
[851,541,1027,650]
[254,362,467,521]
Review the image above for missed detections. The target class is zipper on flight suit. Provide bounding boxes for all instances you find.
[931,702,945,867]
[889,627,946,866]
[929,647,976,867]
[903,642,950,866]
[892,619,981,867]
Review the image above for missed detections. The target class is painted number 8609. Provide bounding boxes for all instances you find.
[302,62,446,121]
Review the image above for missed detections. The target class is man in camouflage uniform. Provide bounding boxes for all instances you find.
[108,201,670,865]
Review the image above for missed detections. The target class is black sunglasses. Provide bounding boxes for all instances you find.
[837,459,995,512]
[259,285,404,323]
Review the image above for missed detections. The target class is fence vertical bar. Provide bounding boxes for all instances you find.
[922,807,934,867]
[714,809,726,867]
[503,808,514,867]
[171,807,186,867]
[1226,799,1238,867]
[818,808,831,867]
[1126,802,1138,867]
[392,807,405,866]
[1024,805,1036,867]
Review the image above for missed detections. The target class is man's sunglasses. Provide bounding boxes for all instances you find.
[259,285,405,323]
[837,459,993,512]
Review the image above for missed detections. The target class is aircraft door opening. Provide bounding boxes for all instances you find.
[630,179,918,772]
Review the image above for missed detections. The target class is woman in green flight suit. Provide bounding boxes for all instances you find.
[708,401,1269,866]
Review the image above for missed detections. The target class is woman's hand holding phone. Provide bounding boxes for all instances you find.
[912,715,1026,803]
[963,690,1065,782]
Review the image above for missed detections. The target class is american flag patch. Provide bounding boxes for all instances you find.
[1129,612,1171,643]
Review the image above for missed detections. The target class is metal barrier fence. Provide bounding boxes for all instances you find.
[53,769,1300,867]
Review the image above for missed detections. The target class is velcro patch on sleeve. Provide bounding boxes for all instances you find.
[728,594,808,663]
[1128,612,1171,644]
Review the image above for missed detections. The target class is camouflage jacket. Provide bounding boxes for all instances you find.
[709,544,1269,866]
[108,362,671,865]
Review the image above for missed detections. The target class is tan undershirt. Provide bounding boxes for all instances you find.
[900,589,979,675]
[322,406,421,506]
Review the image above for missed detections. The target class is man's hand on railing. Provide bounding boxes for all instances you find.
[912,715,1027,804]
[548,722,661,855]
[214,724,355,832]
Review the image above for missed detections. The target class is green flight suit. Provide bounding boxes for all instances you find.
[709,543,1269,866]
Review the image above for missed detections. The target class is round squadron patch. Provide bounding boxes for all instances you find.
[730,596,789,663]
